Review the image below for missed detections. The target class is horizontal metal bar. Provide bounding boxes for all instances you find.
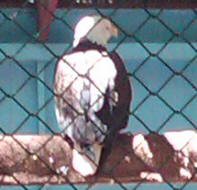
[1,0,197,9]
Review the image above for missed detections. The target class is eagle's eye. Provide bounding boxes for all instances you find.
[105,24,111,31]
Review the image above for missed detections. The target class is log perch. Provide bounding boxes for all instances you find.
[0,130,197,185]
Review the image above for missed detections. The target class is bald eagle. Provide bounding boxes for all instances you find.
[54,15,132,176]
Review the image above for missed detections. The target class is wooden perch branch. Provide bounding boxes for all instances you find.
[0,130,197,185]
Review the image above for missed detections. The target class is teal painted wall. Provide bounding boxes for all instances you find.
[1,8,197,43]
[0,43,196,134]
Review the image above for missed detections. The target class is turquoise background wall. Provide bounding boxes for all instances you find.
[0,8,197,189]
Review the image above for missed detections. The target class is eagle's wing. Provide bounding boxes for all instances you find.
[96,51,132,163]
[96,51,132,130]
[54,49,118,176]
[110,51,132,130]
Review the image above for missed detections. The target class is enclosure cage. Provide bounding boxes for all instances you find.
[0,0,197,189]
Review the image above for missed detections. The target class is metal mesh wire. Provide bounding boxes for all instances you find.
[0,0,197,189]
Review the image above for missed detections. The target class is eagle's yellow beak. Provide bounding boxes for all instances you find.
[111,23,119,37]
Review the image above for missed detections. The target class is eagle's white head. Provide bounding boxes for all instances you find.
[73,15,119,47]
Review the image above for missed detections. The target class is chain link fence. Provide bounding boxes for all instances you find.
[0,0,197,190]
